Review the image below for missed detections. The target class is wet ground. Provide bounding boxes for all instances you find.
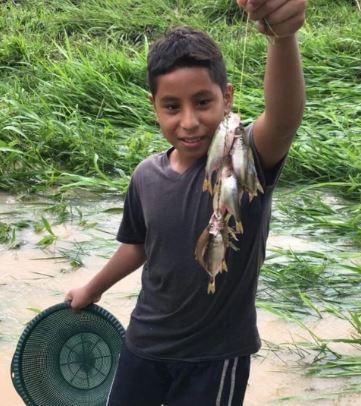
[0,192,360,405]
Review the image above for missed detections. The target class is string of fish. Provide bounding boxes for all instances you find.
[194,11,272,294]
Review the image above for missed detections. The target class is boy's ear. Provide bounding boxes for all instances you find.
[148,94,155,106]
[224,83,234,114]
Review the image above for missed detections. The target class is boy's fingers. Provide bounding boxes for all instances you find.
[257,12,305,37]
[64,292,81,310]
[237,0,271,11]
[68,298,82,311]
[262,0,306,26]
[247,0,288,20]
[245,0,307,26]
[236,0,249,7]
[245,0,267,8]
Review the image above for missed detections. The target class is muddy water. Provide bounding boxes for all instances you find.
[0,193,360,405]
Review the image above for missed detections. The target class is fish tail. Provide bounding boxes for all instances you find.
[248,192,255,202]
[207,279,216,294]
[225,212,231,224]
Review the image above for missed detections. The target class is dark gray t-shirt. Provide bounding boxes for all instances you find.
[117,125,284,362]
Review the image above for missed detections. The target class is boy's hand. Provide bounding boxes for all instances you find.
[236,0,306,38]
[65,285,101,311]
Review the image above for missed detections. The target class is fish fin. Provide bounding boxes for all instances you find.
[203,177,213,195]
[236,221,243,234]
[222,260,228,272]
[226,225,238,241]
[213,182,220,195]
[256,180,264,194]
[203,178,212,194]
[228,241,240,251]
[207,279,216,294]
[238,189,244,205]
[225,213,242,235]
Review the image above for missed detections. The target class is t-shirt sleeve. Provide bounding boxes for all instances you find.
[116,176,146,244]
[244,123,287,190]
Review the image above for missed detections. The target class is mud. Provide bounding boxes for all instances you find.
[0,193,359,405]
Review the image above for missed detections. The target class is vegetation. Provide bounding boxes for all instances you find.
[0,0,360,401]
[0,0,360,197]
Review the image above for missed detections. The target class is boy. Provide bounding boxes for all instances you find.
[66,0,306,404]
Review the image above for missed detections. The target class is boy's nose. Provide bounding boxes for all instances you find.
[180,108,199,132]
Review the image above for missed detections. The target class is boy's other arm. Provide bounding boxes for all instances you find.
[66,243,146,310]
[237,0,306,170]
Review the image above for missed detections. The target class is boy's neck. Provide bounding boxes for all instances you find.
[168,148,202,174]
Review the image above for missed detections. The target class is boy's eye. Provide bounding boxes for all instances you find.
[164,105,179,112]
[198,99,211,107]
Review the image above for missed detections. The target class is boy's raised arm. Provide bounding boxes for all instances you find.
[237,0,307,170]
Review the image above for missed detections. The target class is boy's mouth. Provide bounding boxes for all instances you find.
[178,136,207,144]
[181,137,202,144]
[177,136,208,150]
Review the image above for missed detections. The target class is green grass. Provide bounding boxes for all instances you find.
[258,248,361,316]
[273,189,361,247]
[0,0,360,197]
[294,312,361,380]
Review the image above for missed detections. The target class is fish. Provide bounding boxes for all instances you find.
[230,126,248,188]
[195,211,227,294]
[203,112,240,193]
[245,148,264,201]
[230,126,263,201]
[222,220,239,252]
[213,163,243,234]
[196,113,265,293]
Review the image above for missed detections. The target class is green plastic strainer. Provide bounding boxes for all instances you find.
[11,302,125,406]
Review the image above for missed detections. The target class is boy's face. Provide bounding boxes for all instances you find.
[149,66,233,166]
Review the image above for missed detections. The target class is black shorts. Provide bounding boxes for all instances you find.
[107,344,250,406]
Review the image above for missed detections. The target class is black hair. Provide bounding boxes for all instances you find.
[147,26,227,96]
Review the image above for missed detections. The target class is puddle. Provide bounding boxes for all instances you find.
[247,313,360,406]
[0,193,360,405]
[268,234,324,252]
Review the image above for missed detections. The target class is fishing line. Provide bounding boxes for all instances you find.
[238,11,250,116]
[263,17,278,38]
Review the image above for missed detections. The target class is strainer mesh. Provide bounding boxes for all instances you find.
[12,303,125,406]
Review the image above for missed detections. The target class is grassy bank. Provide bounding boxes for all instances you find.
[0,0,360,198]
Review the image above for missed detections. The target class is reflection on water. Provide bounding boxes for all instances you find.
[0,192,359,405]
